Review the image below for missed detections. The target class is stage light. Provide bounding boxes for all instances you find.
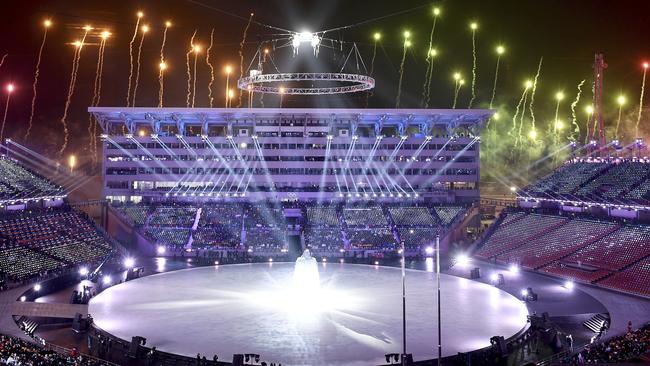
[456,253,469,266]
[374,261,379,265]
[564,280,574,289]
[33,284,41,291]
[521,288,528,297]
[157,246,166,255]
[214,261,219,265]
[490,273,499,282]
[509,186,517,192]
[322,258,327,262]
[124,257,135,269]
[138,130,146,137]
[20,296,26,302]
[239,142,247,149]
[102,276,112,285]
[339,259,344,263]
[268,258,273,262]
[79,267,89,276]
[509,263,519,273]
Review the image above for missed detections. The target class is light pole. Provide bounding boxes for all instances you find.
[401,240,407,365]
[436,234,441,366]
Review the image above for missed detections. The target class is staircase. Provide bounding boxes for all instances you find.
[16,316,39,336]
[583,313,608,333]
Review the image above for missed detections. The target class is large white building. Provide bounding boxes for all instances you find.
[91,107,491,203]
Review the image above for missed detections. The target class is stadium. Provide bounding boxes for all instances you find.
[0,1,650,366]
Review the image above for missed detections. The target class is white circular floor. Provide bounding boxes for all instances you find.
[90,262,528,366]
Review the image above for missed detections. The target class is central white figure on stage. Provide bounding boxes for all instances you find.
[292,249,320,295]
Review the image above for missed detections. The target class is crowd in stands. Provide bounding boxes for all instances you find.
[145,228,191,247]
[477,210,650,296]
[0,333,109,365]
[564,324,650,364]
[343,207,387,227]
[523,161,650,204]
[148,206,197,227]
[388,207,438,227]
[0,208,115,284]
[346,228,396,251]
[0,157,63,201]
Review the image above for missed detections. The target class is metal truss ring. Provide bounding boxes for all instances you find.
[237,72,375,95]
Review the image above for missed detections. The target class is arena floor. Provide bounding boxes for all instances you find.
[89,262,529,366]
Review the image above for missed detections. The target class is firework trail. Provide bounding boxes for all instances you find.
[468,23,477,108]
[636,65,648,136]
[186,30,197,108]
[365,34,380,108]
[615,103,623,139]
[0,54,7,69]
[0,87,12,143]
[237,13,253,108]
[132,25,148,107]
[126,13,143,107]
[517,90,530,146]
[452,81,462,109]
[511,87,528,139]
[59,29,89,157]
[158,22,170,108]
[395,35,410,108]
[25,23,50,141]
[89,38,107,164]
[528,57,543,130]
[192,45,199,108]
[489,47,504,109]
[422,10,439,108]
[570,80,585,141]
[206,29,215,108]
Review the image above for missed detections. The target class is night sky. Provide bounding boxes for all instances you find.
[1,0,650,163]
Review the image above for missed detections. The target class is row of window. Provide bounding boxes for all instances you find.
[106,167,477,176]
[106,142,476,151]
[106,154,476,163]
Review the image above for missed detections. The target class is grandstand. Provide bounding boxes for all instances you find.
[477,210,650,296]
[0,155,65,205]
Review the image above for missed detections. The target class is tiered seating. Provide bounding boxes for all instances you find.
[599,257,650,296]
[114,205,151,227]
[475,213,568,259]
[0,246,62,280]
[524,162,608,196]
[199,204,243,227]
[433,206,465,226]
[542,225,650,282]
[245,227,286,252]
[343,207,387,227]
[246,204,286,228]
[149,206,197,227]
[347,228,396,251]
[576,162,650,200]
[145,228,190,246]
[306,207,339,226]
[503,219,617,269]
[44,241,111,264]
[305,228,344,253]
[0,157,63,200]
[624,177,650,202]
[398,227,439,249]
[389,207,438,227]
[192,227,241,248]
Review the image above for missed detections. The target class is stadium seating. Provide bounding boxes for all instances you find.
[576,162,650,200]
[113,205,151,227]
[475,213,568,259]
[192,226,241,248]
[347,228,396,251]
[306,207,340,227]
[305,228,344,253]
[433,206,465,226]
[598,257,650,296]
[523,162,608,197]
[398,227,439,249]
[246,227,286,252]
[0,157,63,201]
[389,207,438,227]
[145,228,190,247]
[343,207,387,227]
[148,206,197,227]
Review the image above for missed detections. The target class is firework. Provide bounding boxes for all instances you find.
[452,73,464,109]
[421,7,440,108]
[237,13,253,108]
[468,22,478,108]
[584,104,594,144]
[365,32,381,107]
[126,11,144,107]
[206,29,215,108]
[395,31,411,108]
[570,80,585,141]
[25,20,51,141]
[158,21,171,108]
[132,25,149,107]
[0,84,14,143]
[528,57,543,131]
[89,31,109,165]
[489,45,505,109]
[0,54,7,69]
[518,84,531,146]
[636,62,648,136]
[192,45,201,108]
[59,27,90,156]
[553,91,564,140]
[186,30,197,108]
[511,80,532,143]
[224,65,232,107]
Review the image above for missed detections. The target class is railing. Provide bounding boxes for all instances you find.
[43,341,121,366]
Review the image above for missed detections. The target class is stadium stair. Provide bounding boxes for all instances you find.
[583,313,608,333]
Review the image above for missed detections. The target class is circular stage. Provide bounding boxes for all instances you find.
[89,263,528,366]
